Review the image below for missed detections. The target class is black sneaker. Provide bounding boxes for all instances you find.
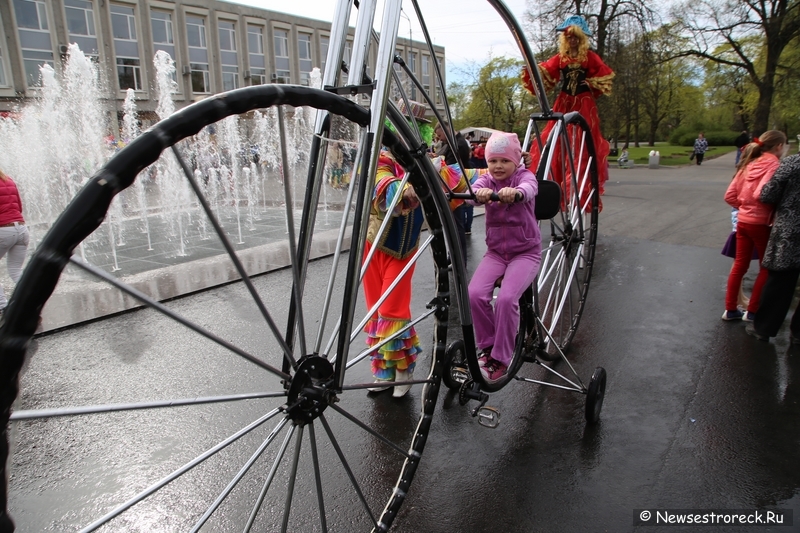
[722,309,744,321]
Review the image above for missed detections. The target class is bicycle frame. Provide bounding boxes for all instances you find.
[305,0,597,394]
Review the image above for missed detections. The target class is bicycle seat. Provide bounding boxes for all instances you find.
[535,179,561,220]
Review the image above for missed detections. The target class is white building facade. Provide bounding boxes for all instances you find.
[0,0,445,121]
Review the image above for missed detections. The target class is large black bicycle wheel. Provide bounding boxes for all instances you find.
[533,112,599,361]
[0,85,454,532]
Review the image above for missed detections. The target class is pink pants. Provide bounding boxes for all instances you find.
[725,221,770,313]
[468,249,540,366]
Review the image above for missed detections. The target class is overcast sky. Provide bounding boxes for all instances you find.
[230,0,533,83]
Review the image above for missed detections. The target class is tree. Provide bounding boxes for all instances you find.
[444,81,470,128]
[639,26,696,145]
[523,0,660,58]
[770,35,800,134]
[670,0,800,135]
[459,57,536,135]
[702,41,758,131]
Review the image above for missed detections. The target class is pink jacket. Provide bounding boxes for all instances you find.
[724,153,780,225]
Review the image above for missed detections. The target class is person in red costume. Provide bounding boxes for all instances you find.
[522,15,614,209]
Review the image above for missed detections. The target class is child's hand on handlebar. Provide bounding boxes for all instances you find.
[475,187,521,204]
[496,187,521,203]
[475,188,495,204]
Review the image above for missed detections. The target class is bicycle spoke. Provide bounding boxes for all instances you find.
[308,422,328,533]
[318,414,377,528]
[189,417,290,532]
[277,106,307,359]
[68,256,290,380]
[10,391,286,421]
[78,408,281,533]
[328,403,410,458]
[244,423,296,533]
[171,145,298,370]
[281,424,304,533]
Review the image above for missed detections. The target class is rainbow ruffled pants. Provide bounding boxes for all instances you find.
[362,243,421,380]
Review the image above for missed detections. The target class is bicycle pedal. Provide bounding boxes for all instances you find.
[476,406,500,428]
[450,365,469,384]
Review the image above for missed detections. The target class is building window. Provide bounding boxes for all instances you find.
[435,57,444,104]
[151,10,172,44]
[219,20,235,52]
[247,24,266,85]
[111,4,135,40]
[319,35,329,78]
[111,4,141,91]
[150,10,175,58]
[0,13,8,87]
[13,0,54,87]
[273,28,290,82]
[391,47,404,100]
[14,0,48,30]
[190,64,210,93]
[298,32,312,85]
[64,0,98,56]
[344,39,352,67]
[222,65,238,91]
[65,0,94,36]
[186,15,209,93]
[186,15,207,49]
[117,57,141,90]
[422,54,430,94]
[408,51,417,99]
[218,20,238,90]
[0,52,6,88]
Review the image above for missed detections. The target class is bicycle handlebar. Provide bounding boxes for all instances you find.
[450,191,523,203]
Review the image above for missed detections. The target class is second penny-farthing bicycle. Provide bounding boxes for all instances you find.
[0,0,605,531]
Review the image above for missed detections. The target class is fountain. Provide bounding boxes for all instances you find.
[0,45,355,330]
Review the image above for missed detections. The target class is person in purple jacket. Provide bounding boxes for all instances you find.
[468,132,540,382]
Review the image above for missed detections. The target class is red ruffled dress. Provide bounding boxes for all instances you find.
[523,50,614,210]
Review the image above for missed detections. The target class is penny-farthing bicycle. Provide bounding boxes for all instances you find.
[0,0,604,531]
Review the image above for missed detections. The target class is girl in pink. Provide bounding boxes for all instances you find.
[468,132,540,381]
[722,130,786,321]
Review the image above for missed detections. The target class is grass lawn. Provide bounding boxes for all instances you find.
[611,140,799,167]
[612,145,737,166]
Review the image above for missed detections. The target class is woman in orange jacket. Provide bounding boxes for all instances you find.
[722,130,787,321]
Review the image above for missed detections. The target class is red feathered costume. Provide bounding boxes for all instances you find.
[522,40,614,211]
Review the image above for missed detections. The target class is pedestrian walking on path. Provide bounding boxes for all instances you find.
[693,132,709,165]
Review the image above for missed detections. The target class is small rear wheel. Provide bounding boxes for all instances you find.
[585,367,607,424]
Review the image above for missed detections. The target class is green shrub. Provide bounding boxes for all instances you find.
[673,130,738,146]
[704,131,739,146]
[669,126,694,145]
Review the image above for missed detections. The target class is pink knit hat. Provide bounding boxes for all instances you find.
[484,132,521,164]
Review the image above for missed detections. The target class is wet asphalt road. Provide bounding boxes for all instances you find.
[8,151,800,532]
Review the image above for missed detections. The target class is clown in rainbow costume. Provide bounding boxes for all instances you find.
[364,114,488,396]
